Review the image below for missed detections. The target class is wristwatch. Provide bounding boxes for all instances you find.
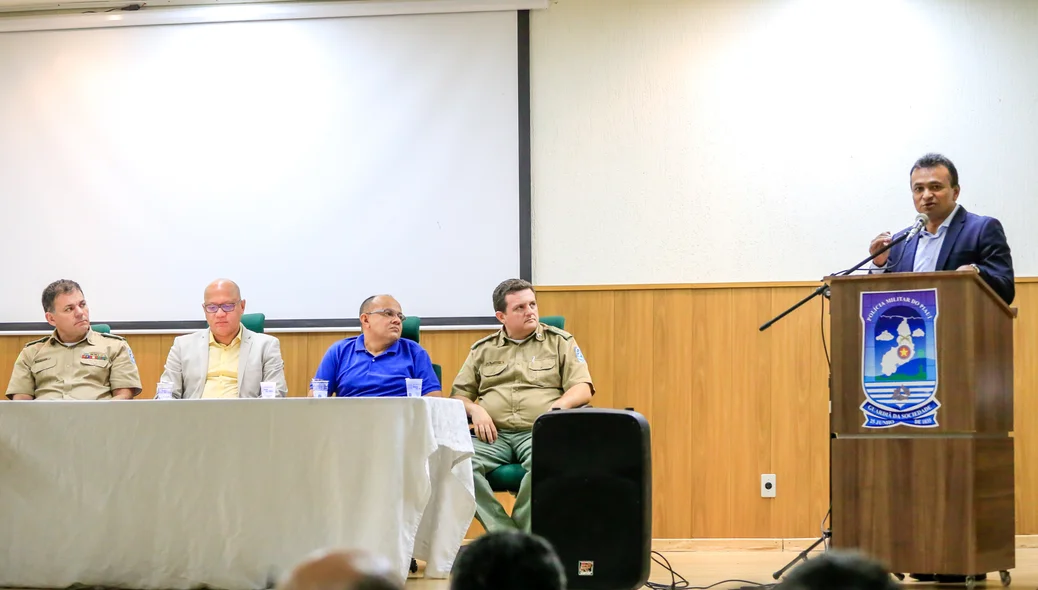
[970,264,980,273]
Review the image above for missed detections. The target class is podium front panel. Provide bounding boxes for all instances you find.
[829,272,1013,435]
[831,436,1014,574]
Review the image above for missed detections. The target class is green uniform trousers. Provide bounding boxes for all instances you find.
[471,429,532,532]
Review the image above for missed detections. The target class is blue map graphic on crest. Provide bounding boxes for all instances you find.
[859,289,940,428]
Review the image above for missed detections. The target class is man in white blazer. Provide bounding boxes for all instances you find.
[160,278,287,398]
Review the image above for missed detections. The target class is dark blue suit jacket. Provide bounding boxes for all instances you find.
[884,206,1015,305]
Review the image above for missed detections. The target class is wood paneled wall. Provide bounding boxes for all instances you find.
[2,281,1035,539]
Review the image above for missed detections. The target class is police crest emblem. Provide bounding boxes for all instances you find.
[860,289,940,428]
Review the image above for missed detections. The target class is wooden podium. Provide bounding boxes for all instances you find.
[828,271,1015,582]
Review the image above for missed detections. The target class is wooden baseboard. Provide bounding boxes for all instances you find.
[649,539,781,552]
[650,535,1038,552]
[466,535,1038,551]
[1017,535,1038,548]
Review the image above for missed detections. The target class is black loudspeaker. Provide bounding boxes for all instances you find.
[531,408,651,590]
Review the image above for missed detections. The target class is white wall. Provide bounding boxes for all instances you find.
[529,0,1038,286]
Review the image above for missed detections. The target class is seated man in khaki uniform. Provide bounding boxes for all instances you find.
[451,279,594,533]
[5,279,142,400]
[160,278,287,398]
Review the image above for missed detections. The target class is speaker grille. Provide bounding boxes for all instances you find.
[531,409,651,590]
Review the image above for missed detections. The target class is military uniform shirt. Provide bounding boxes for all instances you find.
[451,323,594,431]
[5,329,143,400]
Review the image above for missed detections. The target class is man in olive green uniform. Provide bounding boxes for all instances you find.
[451,279,594,533]
[5,279,142,401]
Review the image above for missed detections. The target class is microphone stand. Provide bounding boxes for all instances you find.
[758,223,919,582]
[759,227,915,332]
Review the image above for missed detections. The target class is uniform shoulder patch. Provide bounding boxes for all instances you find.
[23,336,47,348]
[543,324,573,339]
[99,332,126,341]
[470,332,499,350]
[574,345,586,363]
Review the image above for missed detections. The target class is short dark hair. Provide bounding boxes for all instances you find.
[450,531,566,590]
[910,153,958,188]
[776,550,900,590]
[42,279,84,313]
[492,279,535,313]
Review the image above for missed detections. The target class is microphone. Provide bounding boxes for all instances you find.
[760,213,924,332]
[905,213,929,240]
[760,213,927,332]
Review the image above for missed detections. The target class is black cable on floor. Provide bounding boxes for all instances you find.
[643,551,774,590]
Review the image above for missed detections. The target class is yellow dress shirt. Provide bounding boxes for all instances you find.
[202,325,242,399]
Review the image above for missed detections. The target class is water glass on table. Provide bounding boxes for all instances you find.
[310,378,329,398]
[405,378,422,398]
[156,382,173,400]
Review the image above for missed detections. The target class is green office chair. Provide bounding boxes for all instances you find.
[483,314,568,494]
[401,316,420,343]
[486,462,527,495]
[400,315,443,387]
[90,324,111,334]
[540,315,565,330]
[241,313,265,334]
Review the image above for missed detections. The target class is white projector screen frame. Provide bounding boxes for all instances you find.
[0,5,534,333]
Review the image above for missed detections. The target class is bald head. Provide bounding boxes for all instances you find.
[205,278,241,301]
[359,294,398,316]
[278,549,401,590]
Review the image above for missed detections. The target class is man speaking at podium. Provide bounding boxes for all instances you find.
[868,153,1015,305]
[869,154,1014,582]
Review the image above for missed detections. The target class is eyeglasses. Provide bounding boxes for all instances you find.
[365,309,406,321]
[203,302,239,313]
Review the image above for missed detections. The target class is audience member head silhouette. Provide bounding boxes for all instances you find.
[277,548,401,590]
[777,550,901,590]
[450,530,566,590]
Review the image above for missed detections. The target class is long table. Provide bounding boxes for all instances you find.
[0,396,475,589]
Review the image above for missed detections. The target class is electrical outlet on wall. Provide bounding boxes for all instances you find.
[761,474,776,498]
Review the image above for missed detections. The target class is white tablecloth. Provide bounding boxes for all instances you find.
[0,396,475,589]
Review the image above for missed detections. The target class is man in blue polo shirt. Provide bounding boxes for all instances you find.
[312,294,441,397]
